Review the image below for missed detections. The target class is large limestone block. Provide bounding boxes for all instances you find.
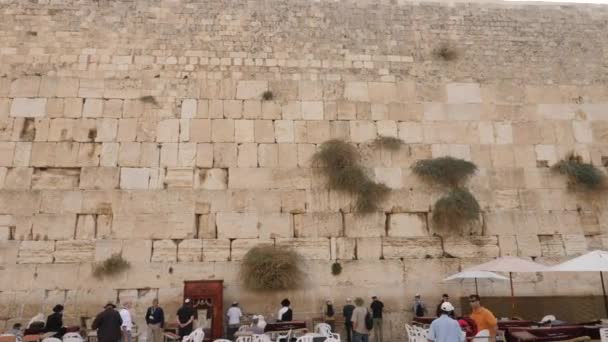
[258,213,293,239]
[344,82,369,102]
[446,83,481,104]
[349,121,376,143]
[216,212,258,238]
[156,119,180,142]
[294,213,342,237]
[236,81,267,100]
[164,168,194,188]
[443,236,499,258]
[231,238,274,261]
[368,82,398,104]
[211,119,235,142]
[275,238,330,260]
[122,239,152,263]
[382,237,443,259]
[374,168,402,189]
[10,98,47,117]
[75,214,96,239]
[484,211,538,236]
[54,240,94,263]
[4,167,33,189]
[151,240,177,262]
[94,240,123,262]
[387,213,428,237]
[202,239,230,261]
[228,168,310,190]
[344,213,385,238]
[0,241,19,264]
[0,142,15,167]
[32,213,77,240]
[10,77,41,97]
[539,234,565,257]
[563,234,588,256]
[195,168,227,190]
[331,237,356,260]
[113,212,196,240]
[79,167,119,189]
[120,168,150,189]
[177,239,203,262]
[18,241,55,264]
[356,237,381,260]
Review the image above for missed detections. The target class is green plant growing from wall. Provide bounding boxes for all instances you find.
[412,157,480,230]
[434,44,459,61]
[372,136,404,151]
[312,139,391,213]
[552,153,605,190]
[93,254,131,279]
[241,245,303,291]
[139,95,159,106]
[331,261,342,276]
[262,90,274,101]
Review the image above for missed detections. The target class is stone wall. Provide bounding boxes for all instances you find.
[1,0,608,340]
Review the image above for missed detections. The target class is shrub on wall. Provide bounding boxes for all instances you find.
[331,262,342,276]
[312,139,391,213]
[93,254,131,279]
[552,153,605,190]
[434,45,459,61]
[432,189,481,228]
[372,136,404,151]
[241,245,303,291]
[412,157,477,188]
[412,156,480,230]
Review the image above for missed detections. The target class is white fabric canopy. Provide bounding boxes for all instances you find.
[443,270,509,281]
[464,256,549,273]
[549,250,608,272]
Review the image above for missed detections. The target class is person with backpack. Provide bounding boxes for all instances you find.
[412,294,427,318]
[351,297,371,342]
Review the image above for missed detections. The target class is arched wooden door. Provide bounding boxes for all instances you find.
[183,280,224,340]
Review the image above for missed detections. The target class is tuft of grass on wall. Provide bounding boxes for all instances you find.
[372,136,404,151]
[262,90,274,101]
[241,245,303,291]
[412,157,477,188]
[312,139,390,213]
[93,254,131,279]
[331,262,342,276]
[552,153,605,190]
[139,95,159,106]
[434,45,459,61]
[432,189,481,229]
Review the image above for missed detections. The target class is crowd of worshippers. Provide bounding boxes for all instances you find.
[412,294,499,342]
[3,295,389,342]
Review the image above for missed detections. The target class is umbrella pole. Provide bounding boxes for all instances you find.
[601,271,608,318]
[475,278,479,295]
[510,272,515,317]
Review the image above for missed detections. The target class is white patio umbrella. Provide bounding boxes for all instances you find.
[464,256,549,297]
[549,250,608,316]
[443,270,509,295]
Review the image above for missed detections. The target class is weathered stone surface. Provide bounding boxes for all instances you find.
[177,239,203,262]
[32,214,76,240]
[294,213,342,237]
[387,213,428,237]
[275,238,330,260]
[344,213,385,238]
[258,213,293,239]
[151,240,177,262]
[356,237,381,260]
[18,241,55,264]
[32,168,81,189]
[382,237,443,259]
[54,240,94,263]
[230,238,274,261]
[216,212,258,238]
[443,236,499,258]
[10,98,47,118]
[79,167,119,189]
[202,239,230,261]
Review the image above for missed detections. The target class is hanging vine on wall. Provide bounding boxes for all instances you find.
[412,157,480,230]
[331,261,343,276]
[312,139,398,213]
[241,245,304,291]
[552,153,605,191]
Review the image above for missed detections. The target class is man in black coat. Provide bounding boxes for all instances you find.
[92,302,123,342]
[46,304,67,338]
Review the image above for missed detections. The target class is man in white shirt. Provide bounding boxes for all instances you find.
[119,301,133,342]
[226,301,242,340]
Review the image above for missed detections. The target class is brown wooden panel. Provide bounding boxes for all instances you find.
[183,280,224,340]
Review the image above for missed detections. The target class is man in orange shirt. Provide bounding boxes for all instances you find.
[468,294,497,341]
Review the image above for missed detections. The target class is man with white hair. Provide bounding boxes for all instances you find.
[427,302,464,342]
[119,301,133,342]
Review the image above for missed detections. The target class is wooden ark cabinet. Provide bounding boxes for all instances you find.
[183,280,224,340]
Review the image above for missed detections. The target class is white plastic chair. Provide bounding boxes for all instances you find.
[472,329,490,341]
[314,323,339,341]
[276,329,292,342]
[600,328,608,342]
[42,338,62,342]
[62,333,83,342]
[182,329,205,342]
[236,337,253,342]
[252,335,271,342]
[324,339,339,342]
[295,336,314,342]
[213,340,233,342]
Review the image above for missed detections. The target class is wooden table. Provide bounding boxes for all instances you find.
[23,332,58,342]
